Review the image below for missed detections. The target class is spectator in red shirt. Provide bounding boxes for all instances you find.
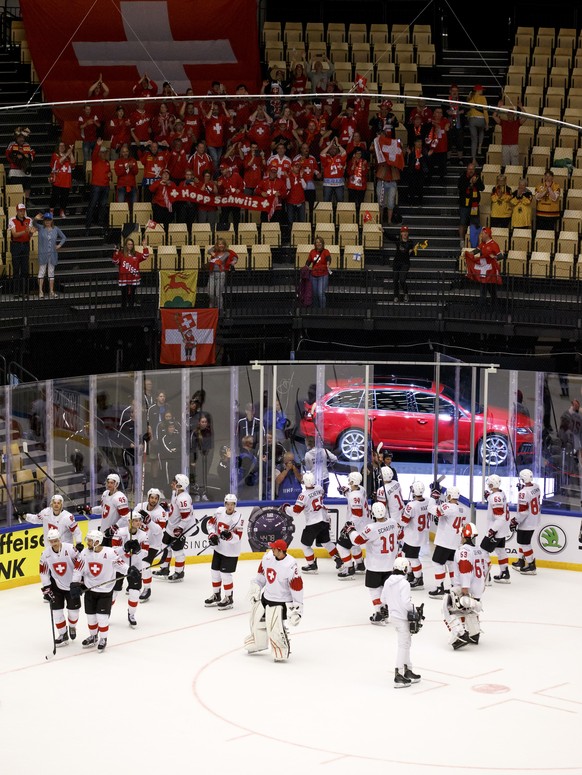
[152,102,176,149]
[286,160,306,223]
[271,107,302,153]
[189,140,213,182]
[255,167,287,223]
[176,168,198,235]
[132,74,158,103]
[242,141,265,194]
[424,106,450,183]
[217,166,244,231]
[130,100,152,154]
[140,140,170,202]
[85,138,111,234]
[492,99,527,167]
[230,84,254,129]
[267,142,292,178]
[202,102,231,173]
[149,168,174,231]
[87,73,110,100]
[49,141,76,217]
[206,237,238,311]
[112,237,150,308]
[346,130,367,157]
[167,137,189,183]
[195,170,219,229]
[407,98,433,127]
[248,104,273,153]
[107,106,132,158]
[114,143,139,209]
[332,106,358,148]
[346,147,369,216]
[306,236,332,308]
[78,104,101,167]
[293,143,320,220]
[219,143,242,176]
[320,138,347,204]
[6,131,36,202]
[8,203,34,298]
[180,101,202,146]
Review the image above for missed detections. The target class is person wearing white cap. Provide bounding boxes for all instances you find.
[32,211,66,298]
[8,202,34,298]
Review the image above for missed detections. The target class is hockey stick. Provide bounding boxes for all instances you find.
[0,467,22,517]
[148,516,204,568]
[45,603,57,661]
[20,441,85,511]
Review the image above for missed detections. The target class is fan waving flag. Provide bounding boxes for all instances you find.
[159,270,198,308]
[160,309,218,365]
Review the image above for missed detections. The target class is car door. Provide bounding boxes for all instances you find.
[372,389,417,450]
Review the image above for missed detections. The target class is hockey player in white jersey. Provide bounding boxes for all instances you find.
[381,556,423,688]
[443,522,490,649]
[112,512,149,627]
[153,474,195,582]
[428,486,469,598]
[91,474,131,545]
[400,481,430,589]
[39,529,81,646]
[513,469,541,575]
[204,493,244,610]
[245,539,304,662]
[480,474,512,583]
[336,472,369,578]
[345,501,398,624]
[303,436,338,496]
[71,529,130,652]
[135,492,165,602]
[24,494,83,548]
[376,466,405,523]
[288,472,341,573]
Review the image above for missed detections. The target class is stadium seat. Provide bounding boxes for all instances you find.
[144,223,166,248]
[180,244,202,269]
[156,245,179,270]
[237,222,259,246]
[553,253,574,278]
[313,202,334,223]
[510,228,532,253]
[190,223,213,245]
[362,223,383,249]
[505,250,528,276]
[343,244,365,269]
[359,202,380,224]
[291,222,312,246]
[529,251,552,277]
[229,244,249,269]
[252,244,272,270]
[335,202,357,224]
[167,223,189,248]
[261,222,281,246]
[338,223,360,247]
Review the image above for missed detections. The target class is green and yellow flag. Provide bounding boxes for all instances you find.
[159,270,198,308]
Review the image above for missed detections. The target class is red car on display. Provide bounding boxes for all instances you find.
[300,380,534,465]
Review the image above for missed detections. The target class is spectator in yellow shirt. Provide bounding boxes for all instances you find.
[466,84,488,162]
[510,179,533,228]
[490,174,513,227]
[535,170,561,231]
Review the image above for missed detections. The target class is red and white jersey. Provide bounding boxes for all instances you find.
[401,498,430,548]
[351,517,398,572]
[454,543,490,599]
[266,153,292,178]
[208,507,244,558]
[99,489,130,532]
[433,501,469,551]
[166,489,195,534]
[376,481,405,522]
[134,500,168,531]
[346,485,370,531]
[144,520,164,552]
[25,507,82,544]
[486,490,511,538]
[291,485,326,526]
[73,546,128,593]
[517,483,542,531]
[39,541,79,591]
[253,550,303,606]
[112,526,150,570]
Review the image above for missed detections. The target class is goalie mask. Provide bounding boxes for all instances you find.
[462,522,478,541]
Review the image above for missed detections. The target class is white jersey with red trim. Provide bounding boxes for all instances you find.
[208,507,244,558]
[72,546,128,593]
[25,508,82,544]
[351,517,398,572]
[401,498,430,548]
[517,483,542,531]
[166,489,195,534]
[291,485,326,526]
[376,481,405,521]
[99,489,131,532]
[486,490,511,538]
[144,520,163,551]
[253,550,303,605]
[433,501,469,551]
[453,543,490,598]
[346,485,370,530]
[39,541,79,591]
[134,500,168,531]
[112,526,150,570]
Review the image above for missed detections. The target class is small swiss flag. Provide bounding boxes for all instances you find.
[363,210,372,223]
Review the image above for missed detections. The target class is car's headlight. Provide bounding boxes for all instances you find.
[516,427,534,434]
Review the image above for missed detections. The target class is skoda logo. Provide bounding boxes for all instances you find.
[538,524,567,554]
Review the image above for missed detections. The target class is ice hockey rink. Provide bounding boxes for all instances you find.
[1,556,581,775]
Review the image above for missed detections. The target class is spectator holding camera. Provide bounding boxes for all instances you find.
[457,160,485,249]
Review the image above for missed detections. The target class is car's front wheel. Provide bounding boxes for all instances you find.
[477,434,509,466]
[338,428,366,462]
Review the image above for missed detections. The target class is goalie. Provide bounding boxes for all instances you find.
[244,540,304,662]
[443,522,490,650]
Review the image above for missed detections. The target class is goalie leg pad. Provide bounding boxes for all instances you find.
[265,602,290,662]
[244,598,268,653]
[464,612,481,639]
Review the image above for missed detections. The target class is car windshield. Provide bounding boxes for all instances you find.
[441,385,484,414]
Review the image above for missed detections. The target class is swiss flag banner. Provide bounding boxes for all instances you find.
[20,0,261,103]
[160,308,218,365]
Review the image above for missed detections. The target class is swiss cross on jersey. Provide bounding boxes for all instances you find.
[266,567,277,584]
[88,562,103,577]
[48,522,59,531]
[52,562,67,576]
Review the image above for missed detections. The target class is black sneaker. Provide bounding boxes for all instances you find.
[204,592,221,607]
[68,625,76,641]
[333,555,343,569]
[493,569,511,584]
[153,567,170,579]
[428,583,445,598]
[301,560,318,574]
[217,595,233,611]
[370,611,386,626]
[404,665,421,683]
[139,587,151,602]
[354,561,366,574]
[338,565,356,579]
[55,631,69,647]
[512,558,525,570]
[97,638,107,653]
[519,561,537,575]
[394,670,411,688]
[168,571,185,583]
[410,574,424,590]
[82,634,98,649]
